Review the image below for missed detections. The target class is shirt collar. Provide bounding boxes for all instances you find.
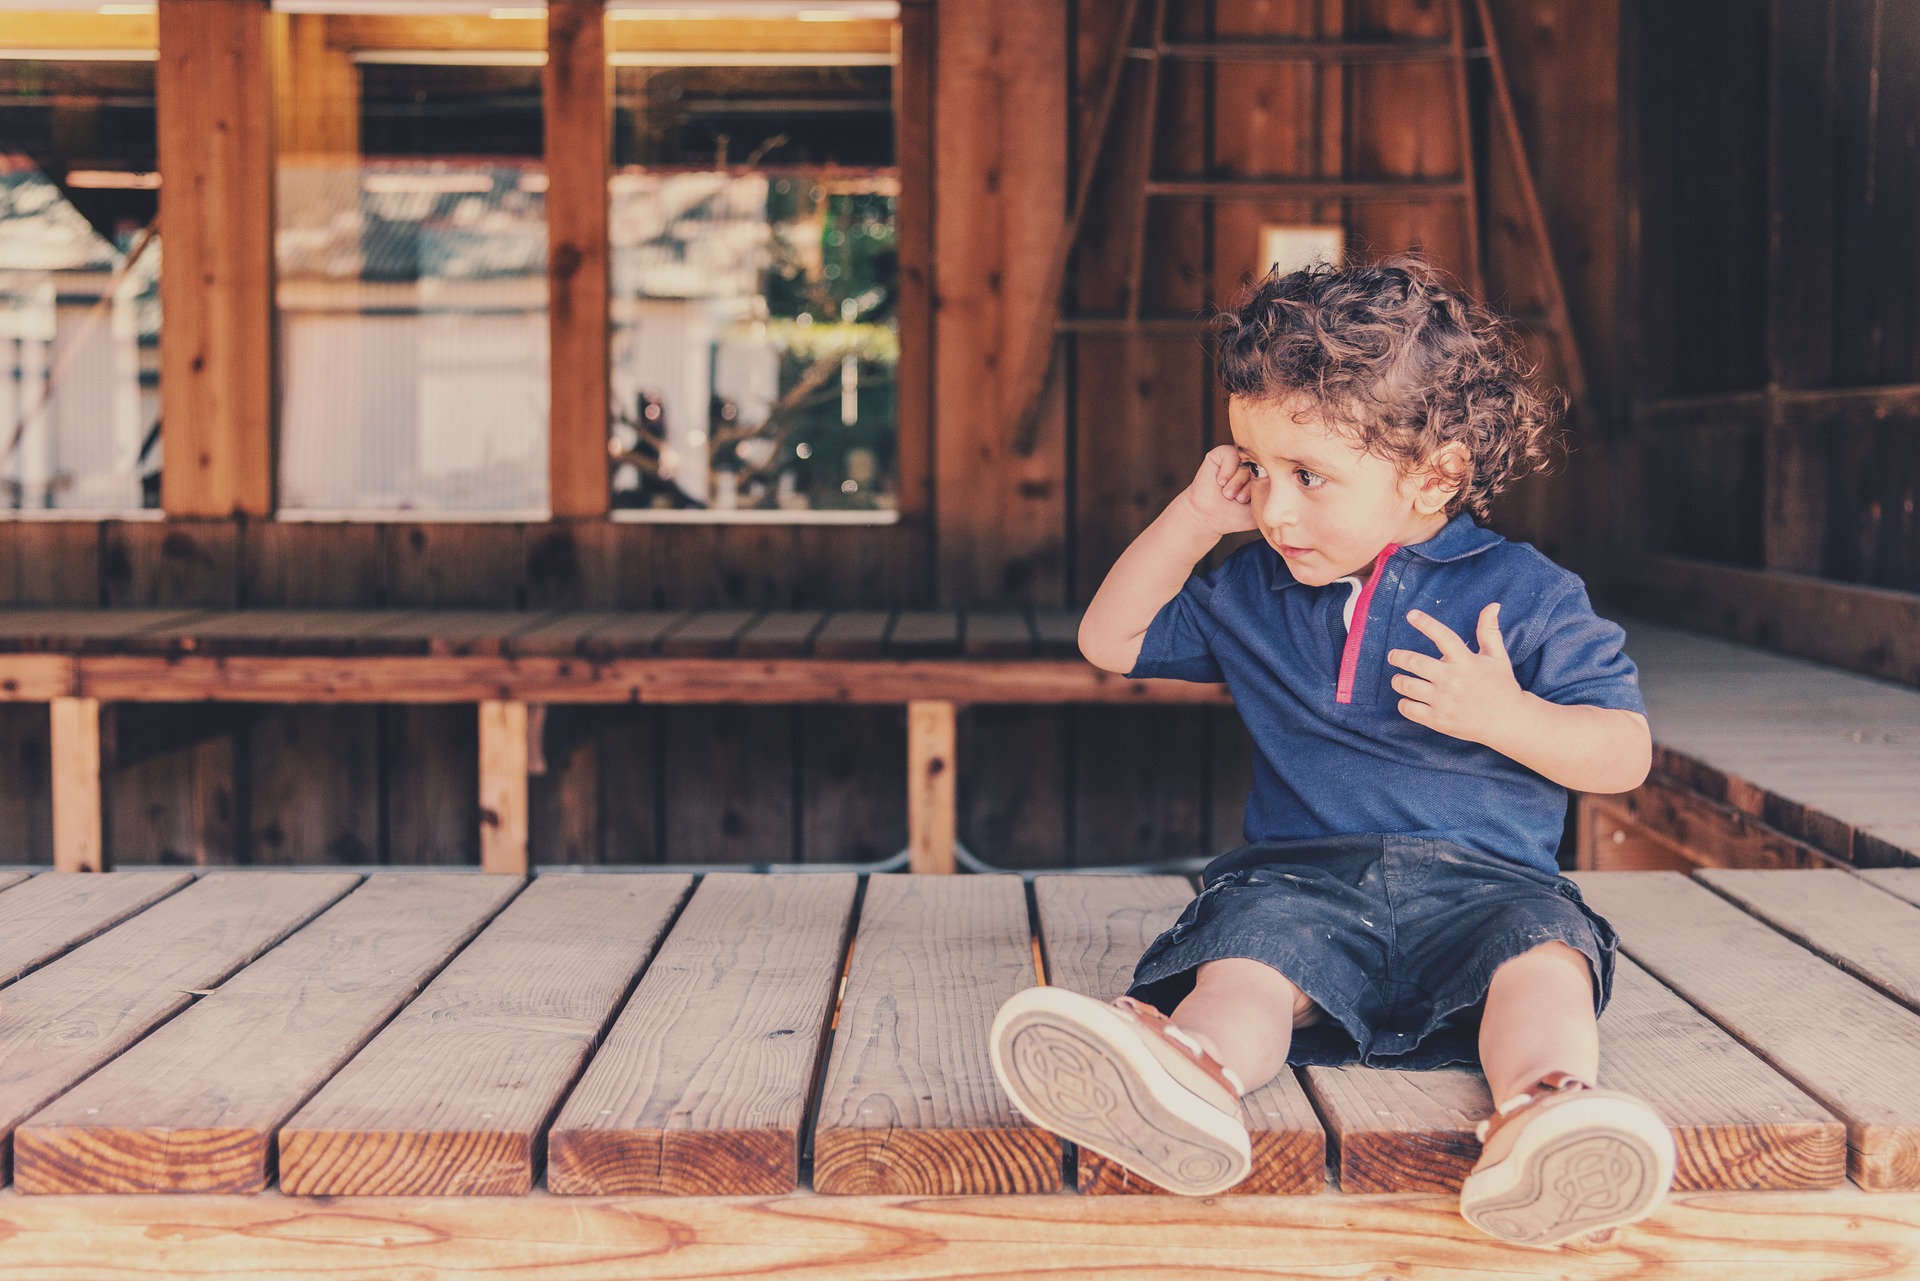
[1261,512,1501,591]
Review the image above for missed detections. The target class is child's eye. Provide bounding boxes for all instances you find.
[1296,469,1326,489]
[1240,459,1266,480]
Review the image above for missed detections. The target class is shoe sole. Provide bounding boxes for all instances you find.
[1460,1101,1674,1247]
[988,988,1251,1197]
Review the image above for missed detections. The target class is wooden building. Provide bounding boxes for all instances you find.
[0,0,1914,874]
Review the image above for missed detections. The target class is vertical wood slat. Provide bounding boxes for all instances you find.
[478,700,530,874]
[155,0,275,517]
[50,697,102,873]
[907,700,957,874]
[545,0,611,518]
[893,2,934,523]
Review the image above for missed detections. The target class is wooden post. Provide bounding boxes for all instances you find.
[155,0,276,517]
[50,698,103,873]
[479,700,530,874]
[907,700,957,874]
[545,0,611,518]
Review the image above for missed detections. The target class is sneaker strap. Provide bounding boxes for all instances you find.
[1474,1071,1592,1145]
[1112,995,1245,1100]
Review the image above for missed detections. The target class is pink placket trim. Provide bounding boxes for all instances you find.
[1335,543,1399,704]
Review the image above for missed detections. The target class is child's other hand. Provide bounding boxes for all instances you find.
[1387,604,1526,745]
[1180,445,1260,537]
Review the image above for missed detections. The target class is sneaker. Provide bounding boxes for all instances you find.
[988,986,1252,1196]
[1459,1072,1677,1247]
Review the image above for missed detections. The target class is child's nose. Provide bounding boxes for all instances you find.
[1259,486,1296,530]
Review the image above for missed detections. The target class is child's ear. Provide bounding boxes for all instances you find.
[1415,442,1472,513]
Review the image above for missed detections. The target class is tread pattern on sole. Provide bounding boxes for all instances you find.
[1463,1132,1664,1246]
[999,1016,1247,1195]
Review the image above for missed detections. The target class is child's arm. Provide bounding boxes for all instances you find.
[1386,604,1653,794]
[1080,445,1257,674]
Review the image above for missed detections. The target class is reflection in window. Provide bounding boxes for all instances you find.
[276,29,549,518]
[608,62,898,515]
[0,58,161,514]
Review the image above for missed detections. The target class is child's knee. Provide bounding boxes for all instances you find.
[1192,957,1322,1027]
[1489,939,1595,997]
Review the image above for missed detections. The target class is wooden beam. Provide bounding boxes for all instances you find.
[156,0,276,518]
[50,697,103,873]
[893,4,934,522]
[906,700,956,874]
[479,700,530,874]
[1609,555,1920,688]
[546,1,611,519]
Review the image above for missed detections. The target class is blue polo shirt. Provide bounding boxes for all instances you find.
[1130,513,1645,875]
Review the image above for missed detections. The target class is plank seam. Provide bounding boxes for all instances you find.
[794,871,866,1188]
[0,874,199,990]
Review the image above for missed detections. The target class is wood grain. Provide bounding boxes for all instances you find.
[1864,868,1920,909]
[278,874,690,1196]
[1032,875,1327,1195]
[479,700,530,874]
[48,698,100,873]
[548,874,857,1195]
[0,871,191,986]
[0,873,358,1174]
[1576,870,1920,1189]
[1696,869,1920,1013]
[813,875,1060,1194]
[906,701,956,874]
[2,1186,1919,1279]
[14,875,521,1194]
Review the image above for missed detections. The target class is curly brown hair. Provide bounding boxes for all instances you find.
[1212,254,1564,520]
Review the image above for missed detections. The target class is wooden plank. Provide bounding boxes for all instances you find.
[0,654,75,702]
[0,872,29,896]
[1595,775,1836,870]
[1576,870,1920,1189]
[659,706,794,865]
[0,872,357,1171]
[5,1186,1920,1279]
[575,611,692,659]
[14,875,522,1194]
[49,697,101,874]
[959,707,1069,869]
[1033,875,1326,1195]
[960,611,1034,657]
[0,872,191,986]
[1304,954,1847,1193]
[545,0,611,519]
[1864,868,1920,909]
[734,610,828,658]
[1031,609,1081,657]
[548,873,858,1195]
[1696,869,1920,1014]
[810,610,894,658]
[509,611,627,658]
[156,0,275,517]
[69,655,1235,706]
[350,611,548,658]
[278,874,690,1196]
[886,611,962,657]
[656,611,761,658]
[1072,707,1205,867]
[813,874,1060,1194]
[907,701,957,874]
[894,0,934,521]
[799,707,905,863]
[0,609,205,653]
[479,700,530,875]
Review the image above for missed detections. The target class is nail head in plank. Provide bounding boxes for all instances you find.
[548,873,857,1196]
[1697,869,1920,1014]
[1032,875,1326,1195]
[277,873,692,1197]
[812,874,1061,1194]
[1576,870,1920,1189]
[961,610,1036,657]
[0,873,360,1170]
[811,610,895,658]
[657,610,762,658]
[0,872,193,987]
[14,875,523,1194]
[887,611,962,657]
[734,610,829,658]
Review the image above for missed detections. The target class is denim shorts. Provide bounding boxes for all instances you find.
[1124,833,1618,1069]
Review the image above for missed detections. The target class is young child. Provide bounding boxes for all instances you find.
[988,256,1676,1248]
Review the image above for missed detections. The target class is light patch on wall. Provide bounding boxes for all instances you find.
[1260,225,1344,278]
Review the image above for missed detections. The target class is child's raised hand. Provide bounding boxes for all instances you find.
[1386,603,1527,744]
[1180,444,1260,537]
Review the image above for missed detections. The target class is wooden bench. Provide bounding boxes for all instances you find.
[0,864,1915,1277]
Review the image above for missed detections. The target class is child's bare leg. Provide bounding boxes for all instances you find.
[1477,941,1599,1102]
[1169,957,1318,1094]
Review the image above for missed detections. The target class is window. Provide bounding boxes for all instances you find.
[606,6,900,518]
[273,6,550,518]
[0,30,162,516]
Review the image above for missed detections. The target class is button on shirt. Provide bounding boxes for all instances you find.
[1129,513,1646,875]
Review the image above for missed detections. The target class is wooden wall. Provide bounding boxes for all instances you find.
[0,0,1625,868]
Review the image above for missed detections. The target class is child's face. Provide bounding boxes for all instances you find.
[1228,395,1458,585]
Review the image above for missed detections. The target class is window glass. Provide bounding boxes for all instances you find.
[0,48,161,515]
[274,10,549,518]
[608,46,899,516]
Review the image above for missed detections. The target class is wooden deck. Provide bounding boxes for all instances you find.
[1,865,1918,1277]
